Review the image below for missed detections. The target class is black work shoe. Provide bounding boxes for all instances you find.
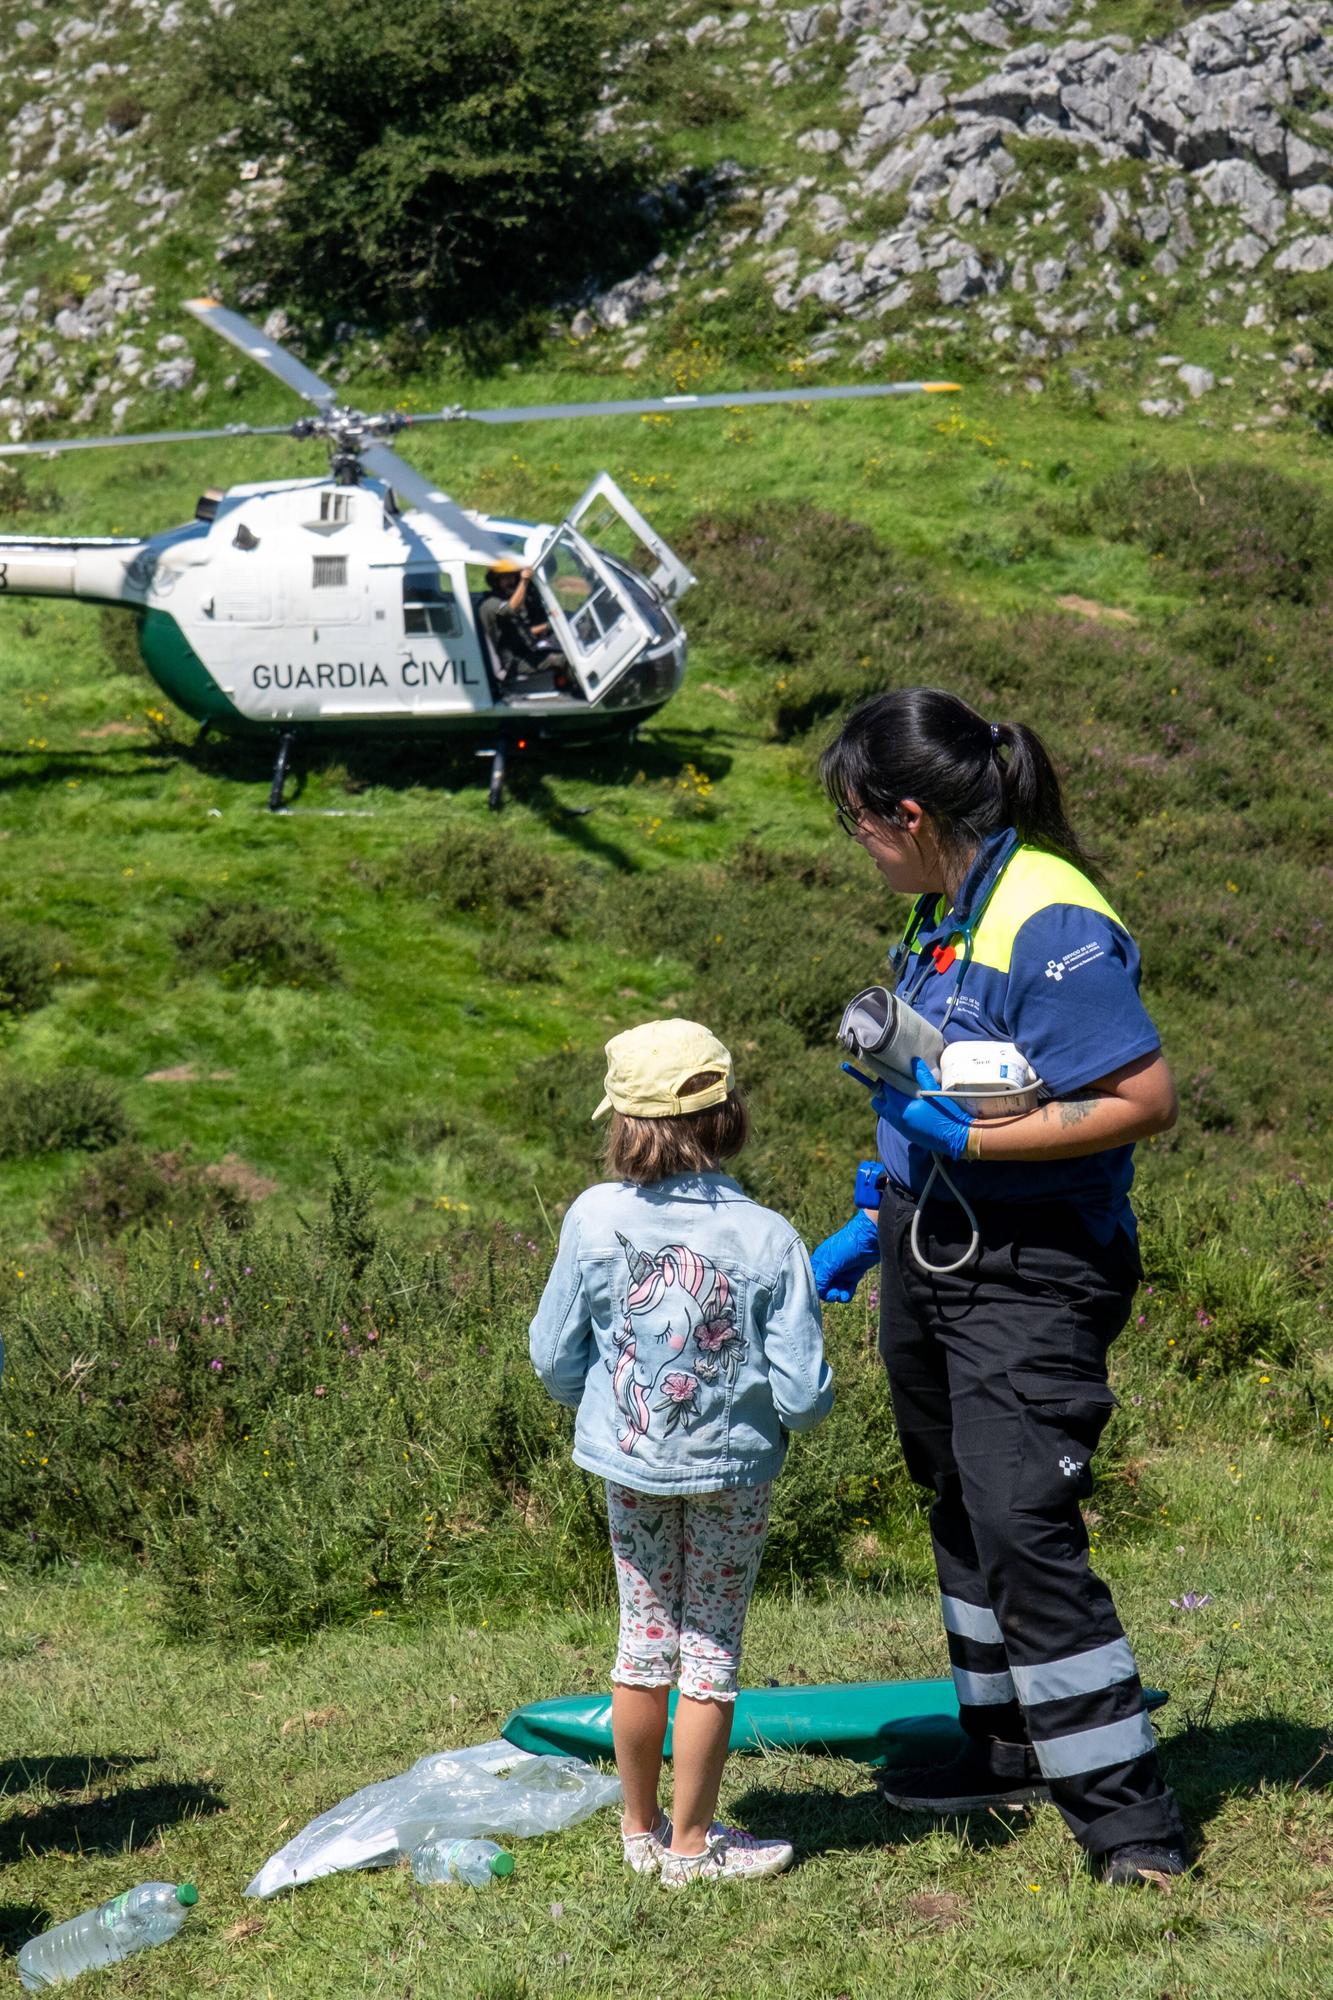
[876,1743,1050,1813]
[1098,1842,1189,1885]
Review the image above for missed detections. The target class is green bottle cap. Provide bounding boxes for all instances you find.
[488,1851,515,1878]
[176,1884,199,1906]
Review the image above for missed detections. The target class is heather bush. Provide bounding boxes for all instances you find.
[0,1164,922,1633]
[0,926,56,1017]
[175,899,339,988]
[0,1069,129,1159]
[399,821,582,933]
[46,1142,256,1246]
[1093,461,1333,605]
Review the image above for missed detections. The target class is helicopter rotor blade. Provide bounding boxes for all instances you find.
[0,420,300,459]
[405,381,962,427]
[184,298,338,409]
[359,443,509,558]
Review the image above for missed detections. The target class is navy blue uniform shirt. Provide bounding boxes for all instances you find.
[875,829,1161,1242]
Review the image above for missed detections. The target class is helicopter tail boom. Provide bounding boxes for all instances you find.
[0,535,150,606]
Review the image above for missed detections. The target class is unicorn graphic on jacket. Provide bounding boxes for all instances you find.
[610,1233,748,1454]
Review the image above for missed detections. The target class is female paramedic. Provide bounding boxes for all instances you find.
[812,685,1187,1886]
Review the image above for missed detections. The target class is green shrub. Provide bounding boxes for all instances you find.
[97,606,149,681]
[174,899,339,988]
[197,0,653,336]
[1272,268,1333,366]
[0,927,55,1017]
[2,1155,1328,1633]
[0,463,58,521]
[399,822,581,932]
[1132,1178,1330,1377]
[45,1142,255,1246]
[0,1069,128,1159]
[478,923,554,984]
[677,503,960,740]
[1093,461,1333,605]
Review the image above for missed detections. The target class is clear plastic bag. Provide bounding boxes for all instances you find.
[245,1741,621,1898]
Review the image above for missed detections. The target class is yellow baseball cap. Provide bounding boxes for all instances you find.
[592,1019,734,1122]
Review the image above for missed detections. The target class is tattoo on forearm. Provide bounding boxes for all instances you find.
[1054,1097,1098,1128]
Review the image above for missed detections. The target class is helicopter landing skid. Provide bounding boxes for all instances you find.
[478,735,510,812]
[268,731,297,812]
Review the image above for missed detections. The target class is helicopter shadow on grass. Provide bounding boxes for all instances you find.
[182,722,736,839]
[0,744,182,796]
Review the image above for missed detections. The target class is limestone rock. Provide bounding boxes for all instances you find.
[1274,234,1333,274]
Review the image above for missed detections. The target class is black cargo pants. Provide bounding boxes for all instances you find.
[878,1185,1184,1855]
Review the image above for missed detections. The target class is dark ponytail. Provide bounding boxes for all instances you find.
[820,686,1100,882]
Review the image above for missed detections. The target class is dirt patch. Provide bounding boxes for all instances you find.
[699,680,739,702]
[143,1066,237,1083]
[1055,594,1137,625]
[205,1153,278,1203]
[904,1891,969,1928]
[80,721,143,738]
[280,1706,348,1738]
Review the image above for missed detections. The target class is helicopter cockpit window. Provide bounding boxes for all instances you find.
[539,539,625,653]
[312,555,349,589]
[403,572,462,638]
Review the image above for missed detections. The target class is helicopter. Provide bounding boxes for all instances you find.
[0,299,959,807]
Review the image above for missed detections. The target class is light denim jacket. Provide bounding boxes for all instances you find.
[529,1172,832,1495]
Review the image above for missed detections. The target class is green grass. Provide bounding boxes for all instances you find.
[3,1425,1332,1999]
[2,373,1329,1253]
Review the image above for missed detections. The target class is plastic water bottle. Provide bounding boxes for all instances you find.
[17,1882,197,1991]
[410,1837,514,1887]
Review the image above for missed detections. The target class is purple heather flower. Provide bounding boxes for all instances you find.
[1170,1591,1212,1612]
[209,1358,224,1373]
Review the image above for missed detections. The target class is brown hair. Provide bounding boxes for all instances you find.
[604,1072,749,1185]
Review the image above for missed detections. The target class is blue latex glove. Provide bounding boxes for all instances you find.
[869,1056,976,1162]
[811,1209,880,1304]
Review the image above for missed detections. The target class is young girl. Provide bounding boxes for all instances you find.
[530,1018,833,1886]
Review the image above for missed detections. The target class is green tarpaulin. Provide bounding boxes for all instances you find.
[503,1679,1168,1769]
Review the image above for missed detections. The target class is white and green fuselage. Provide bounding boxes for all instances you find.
[0,473,691,741]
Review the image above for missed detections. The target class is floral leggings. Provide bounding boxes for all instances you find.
[606,1481,772,1703]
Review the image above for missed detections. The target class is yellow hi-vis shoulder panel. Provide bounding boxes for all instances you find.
[967,847,1127,975]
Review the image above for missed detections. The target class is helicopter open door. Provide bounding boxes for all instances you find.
[533,524,655,705]
[563,473,696,604]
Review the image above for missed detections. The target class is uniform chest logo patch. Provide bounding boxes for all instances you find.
[1059,1455,1085,1478]
[1045,941,1107,982]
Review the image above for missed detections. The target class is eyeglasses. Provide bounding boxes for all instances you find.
[835,803,864,838]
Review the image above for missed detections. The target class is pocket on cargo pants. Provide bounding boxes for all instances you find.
[1008,1370,1118,1510]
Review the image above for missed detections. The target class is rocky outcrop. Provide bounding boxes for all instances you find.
[655,0,1333,407]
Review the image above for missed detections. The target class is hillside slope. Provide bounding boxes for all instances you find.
[0,0,1329,1255]
[0,2,1331,438]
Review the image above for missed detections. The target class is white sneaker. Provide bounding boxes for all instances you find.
[621,1814,673,1875]
[660,1822,794,1887]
